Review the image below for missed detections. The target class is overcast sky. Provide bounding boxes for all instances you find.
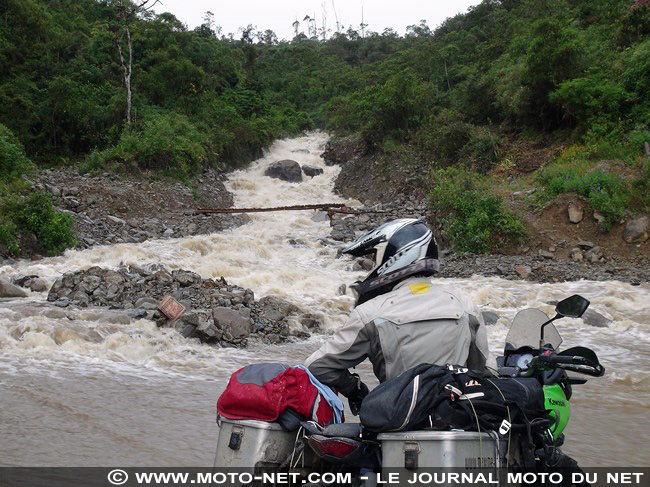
[152,1,482,40]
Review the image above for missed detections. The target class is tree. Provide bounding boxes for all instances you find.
[406,20,432,37]
[521,19,584,128]
[258,29,278,45]
[303,15,317,38]
[329,0,342,34]
[240,25,258,76]
[111,0,160,126]
[359,7,367,38]
[195,11,222,38]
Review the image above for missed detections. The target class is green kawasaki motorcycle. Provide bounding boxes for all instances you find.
[496,294,606,469]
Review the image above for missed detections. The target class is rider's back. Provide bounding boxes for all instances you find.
[354,276,486,380]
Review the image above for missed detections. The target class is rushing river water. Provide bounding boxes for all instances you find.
[1,133,649,467]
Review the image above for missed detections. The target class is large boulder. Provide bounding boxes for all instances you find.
[172,270,201,287]
[321,134,364,166]
[78,275,102,294]
[570,248,584,262]
[567,203,584,224]
[134,297,158,310]
[0,277,29,298]
[265,160,302,183]
[212,307,252,339]
[624,216,649,244]
[257,296,299,322]
[577,240,595,250]
[28,278,49,293]
[181,309,221,342]
[13,275,48,293]
[302,164,324,177]
[581,309,612,328]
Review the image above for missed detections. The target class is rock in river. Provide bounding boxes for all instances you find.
[0,277,29,298]
[212,307,252,339]
[581,309,612,328]
[45,265,313,348]
[302,164,324,177]
[265,160,303,183]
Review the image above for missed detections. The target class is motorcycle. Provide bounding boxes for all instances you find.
[214,295,605,485]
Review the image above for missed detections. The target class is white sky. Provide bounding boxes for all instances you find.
[152,0,482,40]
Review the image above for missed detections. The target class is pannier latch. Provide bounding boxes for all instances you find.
[228,426,244,451]
[403,442,420,470]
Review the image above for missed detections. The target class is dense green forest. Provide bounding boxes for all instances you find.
[1,0,649,255]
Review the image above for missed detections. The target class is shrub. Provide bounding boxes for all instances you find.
[537,165,629,231]
[461,128,502,172]
[628,129,650,155]
[1,192,76,256]
[0,123,34,181]
[81,111,210,178]
[550,76,628,128]
[414,109,472,163]
[429,167,526,253]
[327,71,430,147]
[0,215,19,256]
[0,126,74,256]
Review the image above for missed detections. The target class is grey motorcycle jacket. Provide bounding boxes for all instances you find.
[305,277,490,396]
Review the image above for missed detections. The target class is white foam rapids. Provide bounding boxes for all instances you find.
[0,132,649,467]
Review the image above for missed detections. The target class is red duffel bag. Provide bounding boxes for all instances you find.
[217,363,343,426]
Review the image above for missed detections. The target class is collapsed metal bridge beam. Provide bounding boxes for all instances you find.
[195,204,387,218]
[195,203,347,214]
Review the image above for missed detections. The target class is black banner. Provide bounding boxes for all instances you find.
[0,468,648,487]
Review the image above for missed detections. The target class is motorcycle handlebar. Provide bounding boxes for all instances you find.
[547,355,581,365]
[535,354,604,377]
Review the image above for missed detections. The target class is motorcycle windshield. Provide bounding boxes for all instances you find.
[506,308,563,350]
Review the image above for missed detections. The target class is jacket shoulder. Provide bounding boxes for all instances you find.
[355,279,473,324]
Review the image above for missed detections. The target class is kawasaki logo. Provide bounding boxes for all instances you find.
[548,398,567,407]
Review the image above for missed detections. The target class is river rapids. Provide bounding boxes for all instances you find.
[0,133,648,467]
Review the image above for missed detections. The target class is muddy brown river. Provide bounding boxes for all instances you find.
[1,133,649,467]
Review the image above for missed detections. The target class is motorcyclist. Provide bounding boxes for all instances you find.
[306,218,489,415]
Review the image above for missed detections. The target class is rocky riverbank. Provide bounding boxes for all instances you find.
[323,135,650,284]
[329,206,650,284]
[324,134,429,204]
[38,265,320,347]
[26,167,248,255]
[436,252,650,285]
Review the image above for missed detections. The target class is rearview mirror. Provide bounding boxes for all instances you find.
[555,295,590,318]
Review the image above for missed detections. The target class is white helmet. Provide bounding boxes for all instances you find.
[344,218,439,303]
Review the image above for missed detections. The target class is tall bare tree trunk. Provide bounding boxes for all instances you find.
[444,59,451,91]
[116,16,132,125]
[331,0,340,34]
[115,0,133,126]
[113,0,158,126]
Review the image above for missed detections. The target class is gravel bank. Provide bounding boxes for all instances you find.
[25,168,248,255]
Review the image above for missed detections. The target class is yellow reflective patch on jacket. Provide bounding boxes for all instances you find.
[408,282,430,294]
